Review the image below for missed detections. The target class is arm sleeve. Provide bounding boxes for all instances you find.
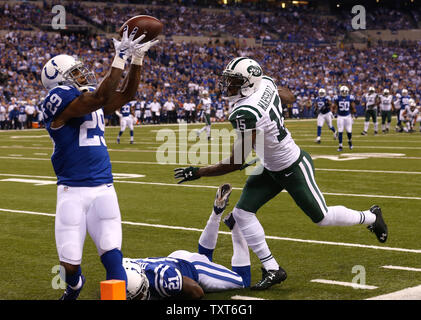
[153,264,183,298]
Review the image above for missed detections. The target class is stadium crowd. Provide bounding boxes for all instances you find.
[1,2,421,130]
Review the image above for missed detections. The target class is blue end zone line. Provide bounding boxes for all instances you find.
[1,207,421,254]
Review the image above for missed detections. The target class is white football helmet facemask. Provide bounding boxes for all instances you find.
[219,57,263,103]
[318,88,326,97]
[41,54,96,91]
[123,258,150,300]
[340,85,349,97]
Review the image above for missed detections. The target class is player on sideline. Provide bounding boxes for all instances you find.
[333,86,356,151]
[396,89,411,132]
[196,90,213,140]
[361,87,380,136]
[116,100,136,144]
[313,88,337,144]
[379,89,394,133]
[123,184,250,300]
[40,27,158,300]
[174,57,388,291]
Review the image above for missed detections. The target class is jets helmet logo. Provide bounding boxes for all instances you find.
[247,65,262,77]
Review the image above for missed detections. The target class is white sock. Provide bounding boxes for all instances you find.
[364,121,369,132]
[198,210,221,250]
[374,122,378,131]
[206,125,211,137]
[317,206,376,226]
[231,222,250,267]
[232,208,279,271]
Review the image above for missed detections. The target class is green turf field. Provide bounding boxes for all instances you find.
[0,118,420,300]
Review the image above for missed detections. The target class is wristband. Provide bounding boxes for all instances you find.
[131,55,144,66]
[112,55,126,70]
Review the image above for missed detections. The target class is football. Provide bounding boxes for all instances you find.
[119,15,163,43]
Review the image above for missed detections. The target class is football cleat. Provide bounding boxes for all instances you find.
[223,212,236,230]
[315,137,321,144]
[117,138,120,144]
[337,145,343,152]
[361,131,367,136]
[59,275,86,300]
[251,267,287,291]
[367,205,388,243]
[130,141,134,144]
[214,183,233,215]
[374,131,378,135]
[348,141,353,150]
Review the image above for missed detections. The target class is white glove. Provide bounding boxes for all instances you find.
[111,26,145,69]
[130,38,160,66]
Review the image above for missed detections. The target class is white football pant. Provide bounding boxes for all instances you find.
[337,115,353,133]
[120,116,134,132]
[55,184,122,265]
[317,112,333,128]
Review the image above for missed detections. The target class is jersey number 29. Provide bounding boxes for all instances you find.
[79,110,107,147]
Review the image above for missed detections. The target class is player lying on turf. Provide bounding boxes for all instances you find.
[174,57,388,291]
[123,183,251,300]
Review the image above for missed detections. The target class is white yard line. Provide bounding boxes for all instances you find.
[1,207,421,254]
[231,295,266,300]
[310,279,378,290]
[366,285,421,300]
[381,265,421,272]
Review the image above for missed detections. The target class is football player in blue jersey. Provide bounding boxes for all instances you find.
[332,86,356,152]
[116,100,136,144]
[123,184,251,300]
[40,27,159,300]
[396,89,411,132]
[313,88,337,144]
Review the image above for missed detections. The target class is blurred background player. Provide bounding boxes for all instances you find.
[396,88,411,132]
[402,99,419,133]
[333,86,356,152]
[215,96,226,122]
[361,87,380,136]
[196,90,213,140]
[379,89,394,133]
[40,27,159,300]
[123,183,250,300]
[116,100,136,144]
[17,100,27,129]
[149,97,161,124]
[0,99,7,130]
[183,97,195,123]
[313,88,336,144]
[163,96,177,124]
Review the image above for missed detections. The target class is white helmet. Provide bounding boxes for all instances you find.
[369,86,375,93]
[123,258,150,300]
[202,90,209,97]
[41,54,96,91]
[402,89,408,96]
[318,88,326,97]
[340,85,349,96]
[219,57,263,102]
[383,88,389,95]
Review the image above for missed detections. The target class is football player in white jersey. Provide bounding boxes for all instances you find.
[402,99,419,133]
[379,89,394,133]
[361,87,380,135]
[174,57,388,291]
[124,183,251,300]
[0,99,7,130]
[40,27,158,300]
[196,90,213,140]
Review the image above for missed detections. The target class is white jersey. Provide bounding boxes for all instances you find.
[228,76,300,172]
[404,106,419,120]
[364,93,378,109]
[0,105,6,121]
[164,101,175,111]
[183,102,195,111]
[379,95,393,111]
[200,97,212,114]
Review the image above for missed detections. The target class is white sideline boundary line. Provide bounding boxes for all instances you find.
[231,295,265,300]
[0,172,420,200]
[381,265,421,272]
[310,279,378,290]
[366,285,421,300]
[1,207,421,254]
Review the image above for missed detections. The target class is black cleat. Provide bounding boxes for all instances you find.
[59,275,86,300]
[223,212,236,230]
[361,131,367,136]
[367,205,388,243]
[250,267,287,291]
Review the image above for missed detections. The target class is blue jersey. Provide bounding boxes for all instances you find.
[313,96,331,114]
[121,101,134,117]
[334,95,355,116]
[42,85,113,187]
[131,257,198,299]
[400,95,411,110]
[18,105,26,115]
